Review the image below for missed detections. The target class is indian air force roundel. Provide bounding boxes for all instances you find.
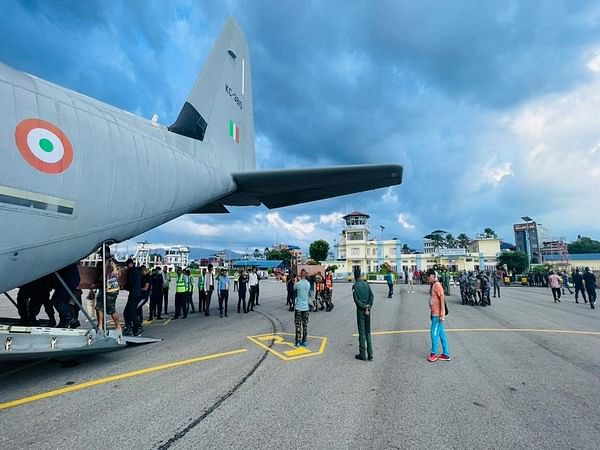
[15,118,74,174]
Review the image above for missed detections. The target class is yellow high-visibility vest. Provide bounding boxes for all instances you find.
[176,274,186,293]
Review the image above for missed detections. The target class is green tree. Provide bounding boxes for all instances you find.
[401,243,411,254]
[456,233,470,250]
[483,228,498,238]
[568,236,600,254]
[445,233,455,248]
[253,248,261,258]
[309,240,330,263]
[267,249,293,267]
[497,251,529,274]
[326,265,339,273]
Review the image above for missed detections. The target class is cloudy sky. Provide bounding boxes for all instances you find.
[2,0,599,254]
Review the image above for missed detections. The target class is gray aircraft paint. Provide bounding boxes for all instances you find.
[0,18,402,294]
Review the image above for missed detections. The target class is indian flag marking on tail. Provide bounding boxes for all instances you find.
[229,120,240,144]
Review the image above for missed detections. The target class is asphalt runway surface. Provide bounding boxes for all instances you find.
[1,281,599,449]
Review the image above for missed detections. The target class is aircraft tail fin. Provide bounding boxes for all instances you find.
[169,17,255,171]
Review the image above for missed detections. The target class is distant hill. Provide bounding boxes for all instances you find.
[189,247,244,261]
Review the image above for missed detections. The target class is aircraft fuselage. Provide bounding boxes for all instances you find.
[0,63,238,293]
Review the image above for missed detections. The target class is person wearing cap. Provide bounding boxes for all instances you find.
[353,270,374,361]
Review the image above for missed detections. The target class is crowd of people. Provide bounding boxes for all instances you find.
[456,269,504,307]
[12,255,597,365]
[285,270,335,313]
[546,268,597,308]
[13,253,268,337]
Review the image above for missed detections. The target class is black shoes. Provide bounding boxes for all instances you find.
[355,354,367,361]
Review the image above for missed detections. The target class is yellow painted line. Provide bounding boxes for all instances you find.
[0,348,247,411]
[353,328,600,337]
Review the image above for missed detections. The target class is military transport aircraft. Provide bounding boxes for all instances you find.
[0,18,402,359]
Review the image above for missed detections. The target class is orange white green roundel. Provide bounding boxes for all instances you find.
[15,118,74,174]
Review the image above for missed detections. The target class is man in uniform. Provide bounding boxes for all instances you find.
[353,270,374,361]
[583,267,597,310]
[314,271,325,311]
[293,269,311,346]
[572,268,587,303]
[173,267,188,319]
[123,259,142,335]
[149,267,163,320]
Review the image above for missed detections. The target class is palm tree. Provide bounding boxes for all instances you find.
[430,234,445,253]
[483,228,497,239]
[445,233,455,248]
[457,233,470,250]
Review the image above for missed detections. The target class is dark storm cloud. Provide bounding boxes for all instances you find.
[1,0,599,251]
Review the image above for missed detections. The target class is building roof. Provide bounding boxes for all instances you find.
[343,211,370,219]
[543,253,600,261]
[423,230,449,239]
[232,260,284,268]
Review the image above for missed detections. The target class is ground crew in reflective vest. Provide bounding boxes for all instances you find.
[174,267,188,319]
[186,269,195,314]
[353,270,374,361]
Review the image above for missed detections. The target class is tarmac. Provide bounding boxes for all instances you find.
[0,281,599,449]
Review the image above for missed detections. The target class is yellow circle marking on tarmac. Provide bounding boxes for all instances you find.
[353,328,600,337]
[0,348,247,411]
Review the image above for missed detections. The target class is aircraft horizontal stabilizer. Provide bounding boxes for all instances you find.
[221,164,403,209]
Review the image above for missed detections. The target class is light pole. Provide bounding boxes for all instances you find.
[521,216,533,273]
[379,225,385,269]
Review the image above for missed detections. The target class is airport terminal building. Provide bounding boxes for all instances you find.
[329,212,501,277]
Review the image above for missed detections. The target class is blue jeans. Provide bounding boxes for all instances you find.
[430,315,449,356]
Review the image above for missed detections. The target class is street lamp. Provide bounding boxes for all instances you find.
[521,216,533,272]
[379,225,385,267]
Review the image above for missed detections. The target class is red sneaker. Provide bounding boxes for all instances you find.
[438,354,451,361]
[427,353,438,362]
